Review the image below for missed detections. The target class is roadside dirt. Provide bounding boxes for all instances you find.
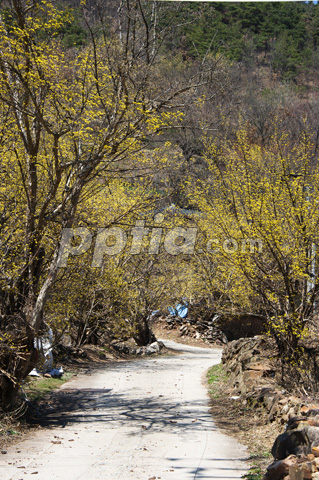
[208,390,279,473]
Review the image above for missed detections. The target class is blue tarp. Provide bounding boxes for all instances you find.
[168,303,188,318]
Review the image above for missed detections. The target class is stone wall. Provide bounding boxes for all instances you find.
[221,335,319,480]
[222,337,311,422]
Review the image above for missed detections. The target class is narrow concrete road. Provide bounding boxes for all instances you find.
[0,340,248,480]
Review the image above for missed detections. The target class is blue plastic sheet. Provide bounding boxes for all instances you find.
[168,302,188,318]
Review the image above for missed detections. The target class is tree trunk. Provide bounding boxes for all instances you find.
[0,345,38,412]
[0,377,19,412]
[133,317,156,346]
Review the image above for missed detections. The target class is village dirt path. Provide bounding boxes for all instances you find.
[0,340,248,480]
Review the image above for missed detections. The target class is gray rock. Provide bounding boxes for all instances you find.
[146,342,161,354]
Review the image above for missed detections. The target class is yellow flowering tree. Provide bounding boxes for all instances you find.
[0,0,211,409]
[191,128,319,384]
[45,188,201,349]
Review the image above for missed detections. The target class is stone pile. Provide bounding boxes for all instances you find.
[222,337,277,397]
[160,315,228,344]
[112,340,164,356]
[221,336,319,479]
[159,312,267,344]
[222,337,304,423]
[265,407,319,480]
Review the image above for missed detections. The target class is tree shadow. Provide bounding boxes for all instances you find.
[27,387,216,437]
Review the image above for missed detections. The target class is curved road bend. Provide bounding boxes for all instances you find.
[0,339,248,480]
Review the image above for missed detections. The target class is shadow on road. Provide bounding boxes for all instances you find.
[27,387,216,437]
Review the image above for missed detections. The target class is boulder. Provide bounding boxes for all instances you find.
[272,431,310,460]
[266,415,319,479]
[264,455,297,480]
[289,462,315,480]
[146,341,161,354]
